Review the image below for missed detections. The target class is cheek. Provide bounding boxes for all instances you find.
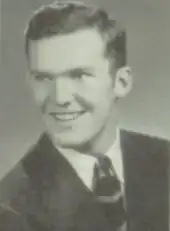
[31,83,50,106]
[79,77,113,107]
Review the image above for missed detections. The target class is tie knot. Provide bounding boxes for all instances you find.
[98,156,112,169]
[93,155,121,196]
[96,156,114,176]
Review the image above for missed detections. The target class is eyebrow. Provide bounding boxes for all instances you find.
[30,67,95,77]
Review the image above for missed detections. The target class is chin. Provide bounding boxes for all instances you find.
[48,130,93,149]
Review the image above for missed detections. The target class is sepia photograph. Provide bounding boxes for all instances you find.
[0,0,170,230]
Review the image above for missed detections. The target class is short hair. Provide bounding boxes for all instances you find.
[25,1,126,70]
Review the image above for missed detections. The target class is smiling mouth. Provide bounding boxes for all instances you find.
[49,111,86,121]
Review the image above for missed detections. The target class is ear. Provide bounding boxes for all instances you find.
[114,66,133,98]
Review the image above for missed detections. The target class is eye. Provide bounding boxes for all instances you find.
[71,71,93,79]
[33,74,53,81]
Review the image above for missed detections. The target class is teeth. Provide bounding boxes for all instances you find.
[54,112,83,121]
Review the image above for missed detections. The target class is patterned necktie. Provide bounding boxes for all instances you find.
[93,155,126,230]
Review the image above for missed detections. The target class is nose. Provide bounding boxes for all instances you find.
[50,76,74,106]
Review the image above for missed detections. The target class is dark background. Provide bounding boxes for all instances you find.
[0,0,170,180]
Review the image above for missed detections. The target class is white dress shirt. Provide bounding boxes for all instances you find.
[57,131,124,191]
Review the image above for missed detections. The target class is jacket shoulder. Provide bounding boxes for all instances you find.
[120,128,170,170]
[120,129,170,151]
[0,161,29,209]
[0,162,31,230]
[0,134,45,205]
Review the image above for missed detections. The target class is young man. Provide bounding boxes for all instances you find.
[0,1,169,231]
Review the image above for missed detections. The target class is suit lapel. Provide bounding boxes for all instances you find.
[120,130,142,230]
[23,133,112,231]
[120,130,169,231]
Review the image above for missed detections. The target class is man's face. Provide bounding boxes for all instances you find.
[28,28,117,149]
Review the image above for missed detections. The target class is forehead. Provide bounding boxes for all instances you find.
[28,28,107,73]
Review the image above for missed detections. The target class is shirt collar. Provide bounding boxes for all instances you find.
[106,129,124,183]
[57,129,124,190]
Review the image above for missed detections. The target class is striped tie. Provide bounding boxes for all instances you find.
[93,156,126,230]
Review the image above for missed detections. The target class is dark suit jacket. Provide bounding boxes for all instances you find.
[0,130,169,231]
